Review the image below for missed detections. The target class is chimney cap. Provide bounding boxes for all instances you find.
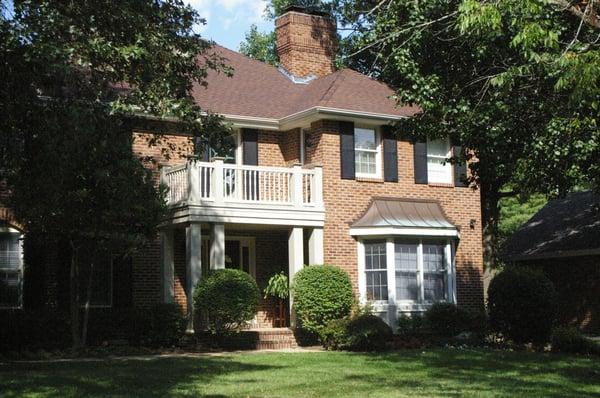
[281,4,331,18]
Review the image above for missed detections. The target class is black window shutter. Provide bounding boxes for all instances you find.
[242,129,258,166]
[339,121,355,180]
[453,145,468,187]
[382,125,398,182]
[414,142,428,184]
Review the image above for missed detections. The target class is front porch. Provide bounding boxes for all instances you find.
[159,223,324,332]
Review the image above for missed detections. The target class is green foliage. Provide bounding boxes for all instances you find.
[498,193,547,240]
[194,269,260,334]
[0,0,232,348]
[263,272,289,300]
[424,303,470,338]
[551,327,600,356]
[141,303,187,347]
[344,314,392,351]
[320,317,350,350]
[266,0,333,20]
[397,313,426,336]
[292,265,353,335]
[239,25,278,66]
[488,268,558,344]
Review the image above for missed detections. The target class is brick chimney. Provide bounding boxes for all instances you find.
[275,7,337,78]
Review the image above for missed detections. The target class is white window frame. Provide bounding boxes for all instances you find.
[426,137,453,184]
[0,227,24,309]
[354,126,382,179]
[358,237,456,314]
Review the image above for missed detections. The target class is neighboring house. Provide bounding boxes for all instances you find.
[503,191,600,333]
[0,8,484,333]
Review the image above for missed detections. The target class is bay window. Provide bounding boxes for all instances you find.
[359,238,455,309]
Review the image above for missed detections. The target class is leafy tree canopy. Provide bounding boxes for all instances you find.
[239,24,278,65]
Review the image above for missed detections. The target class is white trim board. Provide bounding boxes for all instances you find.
[349,227,459,238]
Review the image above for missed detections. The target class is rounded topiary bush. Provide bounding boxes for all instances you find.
[424,302,469,338]
[194,269,260,334]
[488,268,558,344]
[345,314,392,351]
[292,265,354,335]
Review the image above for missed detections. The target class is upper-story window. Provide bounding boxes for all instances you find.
[354,127,381,178]
[426,138,453,184]
[0,229,23,308]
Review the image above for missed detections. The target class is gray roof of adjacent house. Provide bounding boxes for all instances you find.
[502,191,600,261]
[350,199,457,236]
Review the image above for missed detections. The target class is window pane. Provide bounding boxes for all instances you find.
[0,234,20,269]
[427,139,450,157]
[423,243,446,301]
[0,270,21,307]
[78,247,112,307]
[355,151,376,175]
[364,241,387,301]
[394,242,418,301]
[423,244,445,271]
[354,128,376,150]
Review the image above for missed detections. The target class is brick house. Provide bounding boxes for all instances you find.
[0,8,484,334]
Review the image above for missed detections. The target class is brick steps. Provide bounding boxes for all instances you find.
[250,328,298,350]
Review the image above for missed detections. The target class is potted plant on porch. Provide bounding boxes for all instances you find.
[264,272,289,328]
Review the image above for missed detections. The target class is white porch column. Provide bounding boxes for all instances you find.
[307,227,324,265]
[210,223,225,270]
[186,223,202,333]
[288,227,304,328]
[160,229,175,303]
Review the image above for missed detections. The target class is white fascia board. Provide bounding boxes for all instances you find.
[349,226,459,238]
[280,107,409,130]
[221,114,280,131]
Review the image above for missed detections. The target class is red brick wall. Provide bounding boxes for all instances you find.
[275,11,337,78]
[306,120,484,311]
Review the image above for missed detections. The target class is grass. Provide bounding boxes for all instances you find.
[1,349,599,397]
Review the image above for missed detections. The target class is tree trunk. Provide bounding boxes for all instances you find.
[480,183,502,271]
[81,260,94,347]
[69,243,81,350]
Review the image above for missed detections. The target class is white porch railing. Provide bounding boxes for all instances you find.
[161,159,323,209]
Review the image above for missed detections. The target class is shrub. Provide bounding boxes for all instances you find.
[551,327,600,356]
[488,268,558,344]
[292,265,353,335]
[0,310,70,352]
[144,303,186,346]
[194,269,260,334]
[320,317,350,350]
[397,313,425,336]
[345,314,392,351]
[424,303,469,338]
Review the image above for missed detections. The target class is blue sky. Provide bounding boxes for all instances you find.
[187,0,273,50]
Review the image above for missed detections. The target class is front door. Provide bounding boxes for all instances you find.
[224,237,255,278]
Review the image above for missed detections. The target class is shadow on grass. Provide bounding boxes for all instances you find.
[0,356,278,398]
[352,349,600,398]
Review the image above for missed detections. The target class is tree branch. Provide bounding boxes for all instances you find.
[550,0,600,29]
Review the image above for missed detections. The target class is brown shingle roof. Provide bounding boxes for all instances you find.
[192,45,419,120]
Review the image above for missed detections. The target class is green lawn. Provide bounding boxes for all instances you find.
[1,349,599,397]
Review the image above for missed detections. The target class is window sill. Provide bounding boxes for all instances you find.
[427,182,454,188]
[356,176,384,183]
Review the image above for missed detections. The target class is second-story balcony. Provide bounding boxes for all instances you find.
[161,159,325,227]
